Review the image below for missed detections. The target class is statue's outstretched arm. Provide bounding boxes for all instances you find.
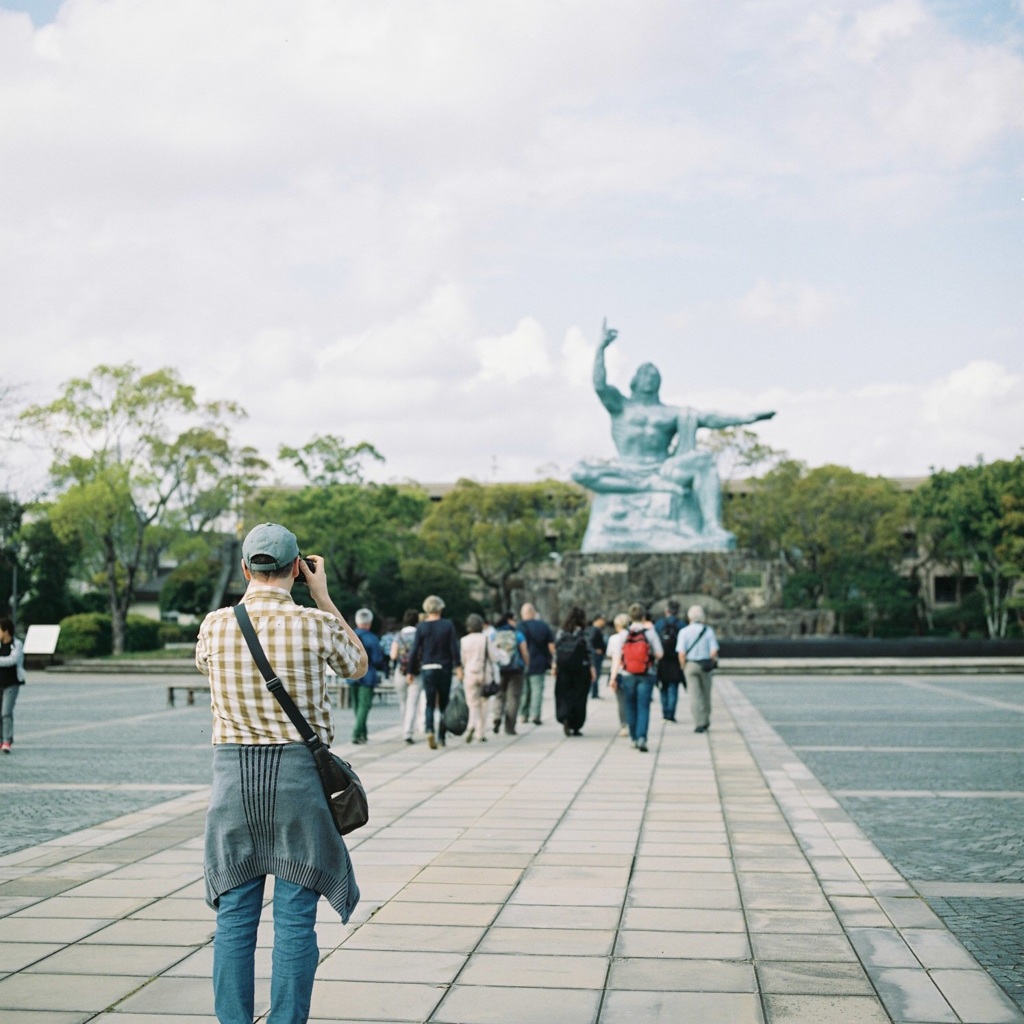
[697,409,775,430]
[594,323,624,415]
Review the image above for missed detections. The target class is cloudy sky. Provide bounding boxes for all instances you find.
[2,0,1022,493]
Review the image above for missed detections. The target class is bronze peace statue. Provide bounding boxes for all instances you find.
[572,323,775,553]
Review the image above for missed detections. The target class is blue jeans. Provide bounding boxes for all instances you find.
[213,875,320,1024]
[620,673,655,743]
[1,685,18,744]
[660,681,680,720]
[589,654,605,698]
[421,667,452,739]
[520,672,547,721]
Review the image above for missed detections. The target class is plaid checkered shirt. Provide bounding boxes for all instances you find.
[196,586,364,746]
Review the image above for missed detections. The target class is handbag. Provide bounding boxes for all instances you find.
[233,605,369,836]
[444,684,469,735]
[481,642,499,698]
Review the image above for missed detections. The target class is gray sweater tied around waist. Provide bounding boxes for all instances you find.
[204,743,360,922]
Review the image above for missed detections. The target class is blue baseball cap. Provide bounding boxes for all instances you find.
[242,523,300,572]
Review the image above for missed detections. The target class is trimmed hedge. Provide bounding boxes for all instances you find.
[57,613,168,657]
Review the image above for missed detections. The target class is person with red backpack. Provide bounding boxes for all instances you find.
[610,602,663,752]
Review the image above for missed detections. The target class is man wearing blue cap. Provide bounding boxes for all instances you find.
[197,522,368,1024]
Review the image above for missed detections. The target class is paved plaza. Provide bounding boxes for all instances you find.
[0,669,1021,1023]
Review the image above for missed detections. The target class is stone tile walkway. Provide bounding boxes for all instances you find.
[0,680,1021,1024]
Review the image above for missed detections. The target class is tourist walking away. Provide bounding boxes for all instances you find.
[586,614,607,698]
[554,606,595,736]
[614,603,663,752]
[350,609,384,745]
[491,611,526,735]
[678,604,720,733]
[0,617,25,754]
[460,613,500,742]
[654,600,685,722]
[196,522,368,1024]
[518,602,555,725]
[605,612,631,736]
[392,609,422,744]
[407,594,461,749]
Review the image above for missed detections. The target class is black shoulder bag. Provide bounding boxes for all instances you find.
[233,604,369,836]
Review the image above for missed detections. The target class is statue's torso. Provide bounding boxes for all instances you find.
[612,400,695,463]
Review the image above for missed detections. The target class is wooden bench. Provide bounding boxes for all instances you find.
[167,683,210,707]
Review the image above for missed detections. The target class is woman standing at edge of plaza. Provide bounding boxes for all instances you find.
[460,613,499,743]
[677,604,720,734]
[407,594,462,750]
[554,606,595,736]
[0,617,25,753]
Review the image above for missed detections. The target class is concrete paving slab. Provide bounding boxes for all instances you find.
[432,984,601,1024]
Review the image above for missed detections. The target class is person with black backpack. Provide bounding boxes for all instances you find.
[553,606,596,736]
[654,600,685,723]
[610,602,663,752]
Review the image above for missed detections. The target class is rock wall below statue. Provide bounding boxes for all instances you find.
[514,551,833,638]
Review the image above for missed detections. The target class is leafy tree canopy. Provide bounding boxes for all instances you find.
[20,364,250,652]
[420,479,589,612]
[728,461,914,634]
[910,455,1024,638]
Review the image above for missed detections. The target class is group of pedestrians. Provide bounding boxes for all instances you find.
[384,596,719,754]
[604,600,721,750]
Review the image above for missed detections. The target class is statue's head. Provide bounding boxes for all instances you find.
[630,362,661,397]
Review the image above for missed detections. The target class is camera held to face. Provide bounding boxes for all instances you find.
[294,556,316,586]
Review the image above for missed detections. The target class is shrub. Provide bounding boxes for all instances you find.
[124,615,163,652]
[158,621,199,645]
[58,613,113,658]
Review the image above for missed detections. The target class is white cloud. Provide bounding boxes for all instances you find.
[737,280,837,330]
[475,318,551,385]
[698,361,1024,478]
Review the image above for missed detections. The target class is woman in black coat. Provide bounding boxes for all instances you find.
[553,606,596,737]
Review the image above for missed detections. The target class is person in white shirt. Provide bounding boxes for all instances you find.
[604,613,631,737]
[676,605,720,734]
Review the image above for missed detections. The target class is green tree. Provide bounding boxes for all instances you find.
[729,461,914,635]
[160,556,222,618]
[278,434,383,486]
[21,364,250,653]
[369,556,482,627]
[248,436,428,614]
[420,479,590,612]
[911,456,1024,638]
[17,516,81,627]
[699,426,786,482]
[0,493,23,624]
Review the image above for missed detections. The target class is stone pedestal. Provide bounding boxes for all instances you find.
[516,551,832,638]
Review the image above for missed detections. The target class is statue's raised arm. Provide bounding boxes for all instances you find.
[696,408,775,431]
[593,322,625,415]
